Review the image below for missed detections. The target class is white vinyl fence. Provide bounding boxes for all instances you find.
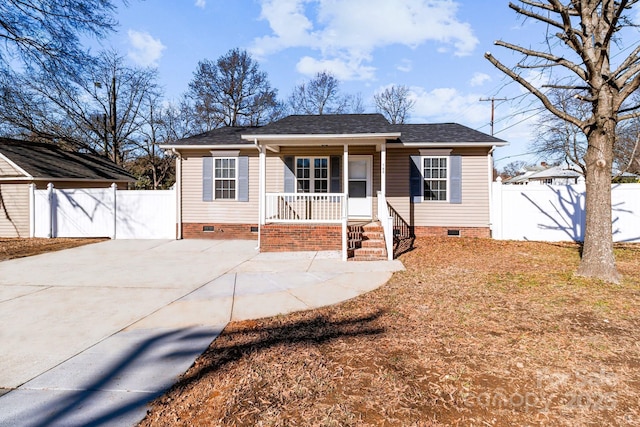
[31,184,176,239]
[491,182,640,243]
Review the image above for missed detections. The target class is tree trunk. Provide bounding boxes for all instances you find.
[576,117,621,284]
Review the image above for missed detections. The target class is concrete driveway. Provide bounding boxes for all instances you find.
[0,239,403,426]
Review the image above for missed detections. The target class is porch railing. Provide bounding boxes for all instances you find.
[387,199,415,258]
[265,192,348,261]
[265,193,346,223]
[376,191,394,260]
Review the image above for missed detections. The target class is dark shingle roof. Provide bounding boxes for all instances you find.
[390,123,506,144]
[245,114,394,135]
[170,126,256,146]
[0,138,135,181]
[163,115,507,147]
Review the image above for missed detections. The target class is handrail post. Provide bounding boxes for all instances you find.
[342,193,347,261]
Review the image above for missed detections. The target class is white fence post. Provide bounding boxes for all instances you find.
[29,183,35,238]
[46,183,54,238]
[491,177,503,239]
[111,183,117,239]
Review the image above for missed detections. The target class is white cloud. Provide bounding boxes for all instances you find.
[195,0,206,8]
[469,72,490,87]
[410,86,488,125]
[127,30,166,67]
[296,56,376,81]
[397,59,412,73]
[251,0,478,80]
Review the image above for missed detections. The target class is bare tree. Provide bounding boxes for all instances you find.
[533,89,640,176]
[130,94,176,189]
[374,85,415,124]
[288,71,361,115]
[500,160,529,179]
[486,1,640,283]
[0,0,118,74]
[532,89,589,174]
[0,50,160,165]
[187,48,281,129]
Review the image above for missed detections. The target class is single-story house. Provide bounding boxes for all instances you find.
[0,138,135,237]
[161,114,507,260]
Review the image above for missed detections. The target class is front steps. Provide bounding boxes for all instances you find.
[348,221,388,261]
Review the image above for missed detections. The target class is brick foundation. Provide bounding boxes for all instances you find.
[414,226,490,238]
[182,223,258,240]
[261,224,342,252]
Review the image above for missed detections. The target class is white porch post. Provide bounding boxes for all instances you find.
[259,142,266,226]
[175,150,182,239]
[342,144,349,261]
[380,142,387,197]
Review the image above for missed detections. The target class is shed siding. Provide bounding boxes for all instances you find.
[0,184,30,237]
[0,157,23,177]
[386,148,491,227]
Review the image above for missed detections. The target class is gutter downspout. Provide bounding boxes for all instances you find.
[172,148,183,239]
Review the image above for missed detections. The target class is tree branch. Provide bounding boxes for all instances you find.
[485,52,585,129]
[494,40,588,80]
[509,2,565,30]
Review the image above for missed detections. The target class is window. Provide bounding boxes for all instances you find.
[296,157,328,193]
[214,157,236,199]
[423,157,448,201]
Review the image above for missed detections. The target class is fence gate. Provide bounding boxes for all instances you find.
[32,184,176,239]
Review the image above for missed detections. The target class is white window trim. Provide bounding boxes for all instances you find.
[213,156,238,201]
[294,156,329,194]
[422,155,449,202]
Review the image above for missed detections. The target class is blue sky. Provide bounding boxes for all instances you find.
[96,0,638,169]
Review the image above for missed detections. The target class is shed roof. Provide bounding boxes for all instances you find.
[0,138,135,182]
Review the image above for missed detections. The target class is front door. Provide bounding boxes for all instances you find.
[348,155,372,219]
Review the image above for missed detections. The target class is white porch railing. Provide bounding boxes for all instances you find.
[265,193,346,223]
[265,192,348,261]
[377,191,394,261]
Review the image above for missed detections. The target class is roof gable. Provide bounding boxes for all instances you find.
[0,138,135,182]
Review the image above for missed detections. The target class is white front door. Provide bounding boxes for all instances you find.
[348,155,372,219]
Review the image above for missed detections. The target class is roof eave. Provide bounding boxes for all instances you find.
[240,132,402,141]
[390,141,509,148]
[159,143,256,150]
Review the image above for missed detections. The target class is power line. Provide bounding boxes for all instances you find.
[479,97,508,136]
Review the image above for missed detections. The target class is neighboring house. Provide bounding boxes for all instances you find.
[0,138,135,237]
[505,164,582,185]
[161,114,507,259]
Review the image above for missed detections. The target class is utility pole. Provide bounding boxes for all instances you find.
[479,97,507,136]
[110,75,117,164]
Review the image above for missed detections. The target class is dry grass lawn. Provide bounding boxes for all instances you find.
[137,237,640,426]
[0,237,104,261]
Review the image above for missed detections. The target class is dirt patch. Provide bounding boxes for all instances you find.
[0,238,106,261]
[139,238,640,426]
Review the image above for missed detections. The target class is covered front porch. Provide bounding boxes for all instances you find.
[247,134,397,261]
